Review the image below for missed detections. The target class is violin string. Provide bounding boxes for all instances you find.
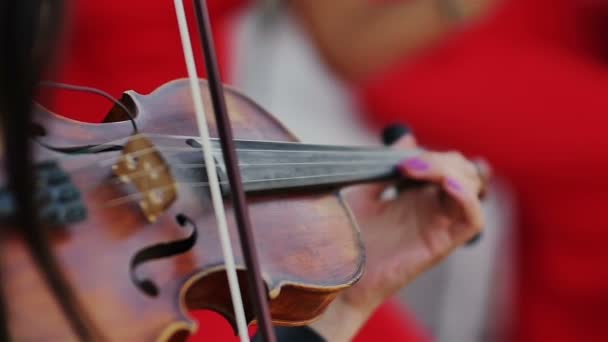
[92,142,405,165]
[64,134,409,194]
[98,145,406,167]
[49,130,403,165]
[64,142,406,173]
[56,133,410,198]
[173,2,250,341]
[112,132,395,152]
[75,155,405,197]
[101,167,399,209]
[73,144,405,188]
[49,131,401,164]
[144,133,370,147]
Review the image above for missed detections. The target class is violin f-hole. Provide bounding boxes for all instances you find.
[129,213,198,297]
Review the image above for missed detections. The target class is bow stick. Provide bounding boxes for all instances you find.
[173,1,276,341]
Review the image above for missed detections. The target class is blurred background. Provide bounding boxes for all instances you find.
[47,0,608,341]
[227,1,608,341]
[229,3,510,341]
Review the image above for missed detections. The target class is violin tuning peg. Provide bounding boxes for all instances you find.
[381,123,412,146]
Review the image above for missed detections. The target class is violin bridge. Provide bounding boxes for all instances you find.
[112,134,177,222]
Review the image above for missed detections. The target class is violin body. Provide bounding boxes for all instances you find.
[2,80,365,340]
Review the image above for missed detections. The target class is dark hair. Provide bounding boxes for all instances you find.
[0,1,92,340]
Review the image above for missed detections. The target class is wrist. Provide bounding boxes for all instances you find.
[309,296,371,342]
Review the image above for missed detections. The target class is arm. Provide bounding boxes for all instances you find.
[309,132,488,341]
[291,0,496,81]
[254,132,488,342]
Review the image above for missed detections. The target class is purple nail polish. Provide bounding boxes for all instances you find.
[400,157,429,171]
[446,178,463,192]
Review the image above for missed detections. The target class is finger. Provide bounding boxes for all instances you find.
[397,153,450,184]
[382,123,417,149]
[472,158,492,199]
[395,153,453,194]
[382,123,414,146]
[350,123,417,200]
[392,134,417,149]
[398,152,481,194]
[442,177,485,243]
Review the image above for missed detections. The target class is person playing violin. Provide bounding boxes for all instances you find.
[0,0,490,341]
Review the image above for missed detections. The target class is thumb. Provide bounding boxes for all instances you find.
[348,124,417,200]
[381,123,417,149]
[392,134,417,150]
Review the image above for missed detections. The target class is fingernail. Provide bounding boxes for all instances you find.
[400,158,429,171]
[446,177,463,192]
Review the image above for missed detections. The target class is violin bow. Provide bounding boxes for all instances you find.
[172,1,276,341]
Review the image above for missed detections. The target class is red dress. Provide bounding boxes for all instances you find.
[47,1,426,341]
[359,0,608,341]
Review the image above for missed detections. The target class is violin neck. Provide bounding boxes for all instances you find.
[209,139,419,194]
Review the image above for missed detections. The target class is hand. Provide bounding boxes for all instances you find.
[311,134,488,341]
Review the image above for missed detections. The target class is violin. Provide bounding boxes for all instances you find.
[1,79,418,341]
